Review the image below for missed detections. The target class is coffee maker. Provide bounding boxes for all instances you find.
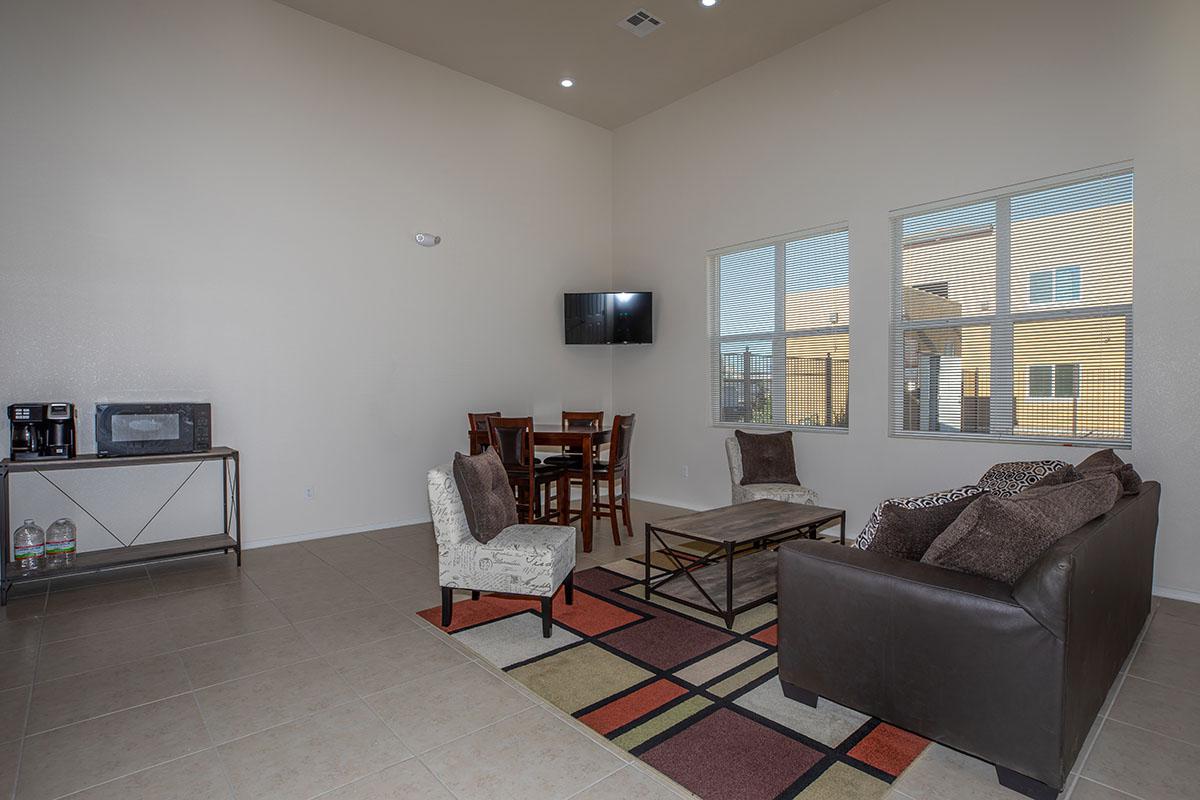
[7,403,77,461]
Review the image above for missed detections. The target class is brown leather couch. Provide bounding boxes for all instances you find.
[776,482,1160,800]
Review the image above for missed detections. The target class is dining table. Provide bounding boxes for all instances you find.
[467,425,612,552]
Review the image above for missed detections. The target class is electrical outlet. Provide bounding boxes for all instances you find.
[304,487,315,500]
[682,465,689,479]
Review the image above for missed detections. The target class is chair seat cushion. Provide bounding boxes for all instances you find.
[543,454,583,466]
[438,524,576,597]
[733,482,818,506]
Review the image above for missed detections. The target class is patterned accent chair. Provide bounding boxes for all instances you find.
[725,436,820,507]
[427,464,575,637]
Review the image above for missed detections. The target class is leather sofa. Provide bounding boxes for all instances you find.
[776,481,1160,800]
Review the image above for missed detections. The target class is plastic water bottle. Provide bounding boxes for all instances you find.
[45,518,77,569]
[14,519,45,574]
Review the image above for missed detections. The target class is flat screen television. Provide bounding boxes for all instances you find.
[564,292,653,345]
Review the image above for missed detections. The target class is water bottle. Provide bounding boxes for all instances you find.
[45,518,77,569]
[13,519,45,574]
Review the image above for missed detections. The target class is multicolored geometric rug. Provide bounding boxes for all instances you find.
[419,555,930,800]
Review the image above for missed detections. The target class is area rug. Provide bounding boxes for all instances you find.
[418,555,930,800]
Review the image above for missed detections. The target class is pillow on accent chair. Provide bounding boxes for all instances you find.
[855,486,987,551]
[1077,449,1142,495]
[452,449,518,543]
[976,460,1071,497]
[921,474,1122,584]
[735,430,801,486]
[866,491,986,561]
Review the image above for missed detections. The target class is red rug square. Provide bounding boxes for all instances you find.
[578,678,688,736]
[848,723,929,776]
[751,624,778,646]
[417,586,640,636]
[640,708,823,800]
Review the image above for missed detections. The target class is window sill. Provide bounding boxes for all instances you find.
[887,429,1130,449]
[712,421,849,435]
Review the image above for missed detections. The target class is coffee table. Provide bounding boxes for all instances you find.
[643,499,846,628]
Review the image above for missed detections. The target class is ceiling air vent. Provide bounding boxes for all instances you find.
[617,8,665,38]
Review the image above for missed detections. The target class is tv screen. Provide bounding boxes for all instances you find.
[564,292,653,344]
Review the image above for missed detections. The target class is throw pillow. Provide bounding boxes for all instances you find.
[867,491,986,561]
[1077,449,1143,495]
[921,474,1121,584]
[855,486,987,550]
[976,460,1071,497]
[452,449,518,544]
[735,430,800,486]
[1026,464,1083,490]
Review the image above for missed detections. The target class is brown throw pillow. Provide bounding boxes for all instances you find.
[735,430,800,486]
[867,491,985,561]
[452,449,517,543]
[1077,449,1142,495]
[921,474,1121,584]
[1026,464,1083,490]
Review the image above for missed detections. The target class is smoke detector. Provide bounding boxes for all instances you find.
[618,8,665,38]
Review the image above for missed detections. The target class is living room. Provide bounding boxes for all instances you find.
[1,1,1197,799]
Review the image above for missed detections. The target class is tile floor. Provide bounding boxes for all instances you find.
[0,500,1195,800]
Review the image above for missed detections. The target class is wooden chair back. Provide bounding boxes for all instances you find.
[467,412,500,454]
[486,416,536,475]
[561,411,604,456]
[608,414,636,471]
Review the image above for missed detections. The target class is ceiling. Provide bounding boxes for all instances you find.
[273,0,890,129]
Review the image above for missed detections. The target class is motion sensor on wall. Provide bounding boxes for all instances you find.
[415,233,441,247]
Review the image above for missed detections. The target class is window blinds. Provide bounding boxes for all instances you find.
[889,167,1134,446]
[710,225,850,430]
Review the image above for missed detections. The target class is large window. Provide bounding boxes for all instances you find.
[889,167,1133,446]
[710,225,850,430]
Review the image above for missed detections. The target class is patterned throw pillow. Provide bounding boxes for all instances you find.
[976,460,1071,497]
[855,486,987,551]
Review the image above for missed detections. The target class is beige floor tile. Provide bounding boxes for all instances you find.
[168,601,289,649]
[0,619,43,654]
[364,661,535,753]
[41,595,166,643]
[0,686,30,743]
[270,581,382,623]
[354,568,440,602]
[27,652,191,734]
[241,543,328,573]
[0,648,36,691]
[149,563,244,595]
[0,594,47,623]
[49,566,148,592]
[422,705,623,800]
[569,765,686,799]
[389,589,444,619]
[1109,675,1200,746]
[1083,718,1200,800]
[1069,778,1140,799]
[216,700,411,800]
[194,657,358,743]
[316,760,456,800]
[1127,642,1200,692]
[293,603,417,655]
[1155,597,1200,626]
[63,750,233,800]
[45,577,156,614]
[36,621,174,683]
[243,564,343,599]
[179,624,314,688]
[1140,613,1200,654]
[891,743,1028,800]
[0,740,19,800]
[16,694,210,800]
[323,628,469,696]
[153,578,267,619]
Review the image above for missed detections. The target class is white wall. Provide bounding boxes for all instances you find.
[0,0,613,549]
[611,0,1200,598]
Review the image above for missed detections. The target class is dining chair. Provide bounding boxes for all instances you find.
[486,416,568,524]
[543,411,605,467]
[582,413,635,544]
[467,412,501,455]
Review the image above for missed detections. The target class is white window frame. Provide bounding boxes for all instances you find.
[888,163,1133,447]
[708,222,850,433]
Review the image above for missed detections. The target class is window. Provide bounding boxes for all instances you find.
[1028,364,1079,399]
[1029,266,1082,304]
[890,167,1133,445]
[710,225,850,430]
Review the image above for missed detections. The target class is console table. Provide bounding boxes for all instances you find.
[0,447,241,605]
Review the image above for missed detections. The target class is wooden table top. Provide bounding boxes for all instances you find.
[649,499,845,544]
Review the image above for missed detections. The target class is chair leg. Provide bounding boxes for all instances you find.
[471,590,480,601]
[608,473,621,546]
[557,474,569,524]
[564,570,574,605]
[540,595,553,638]
[621,469,634,538]
[440,587,453,627]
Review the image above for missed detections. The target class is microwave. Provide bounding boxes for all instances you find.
[95,403,212,457]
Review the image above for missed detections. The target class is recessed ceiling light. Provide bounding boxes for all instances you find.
[699,0,720,7]
[560,78,575,88]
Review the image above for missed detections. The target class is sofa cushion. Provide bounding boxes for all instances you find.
[735,430,800,486]
[1077,449,1142,495]
[1027,464,1083,490]
[977,460,1071,497]
[855,486,986,551]
[921,474,1121,584]
[867,491,985,561]
[452,449,518,544]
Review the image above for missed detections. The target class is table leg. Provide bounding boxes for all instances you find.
[839,512,846,545]
[724,541,735,629]
[0,468,8,607]
[233,453,243,567]
[580,433,593,552]
[644,522,652,599]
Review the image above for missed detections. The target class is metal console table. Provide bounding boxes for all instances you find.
[0,446,241,605]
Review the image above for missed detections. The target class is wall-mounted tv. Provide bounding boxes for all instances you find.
[564,292,653,345]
